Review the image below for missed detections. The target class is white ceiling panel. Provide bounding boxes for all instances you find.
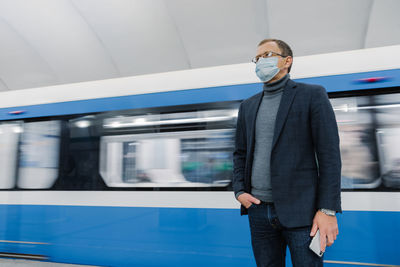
[165,0,265,67]
[266,0,374,56]
[0,0,399,91]
[0,80,7,91]
[365,0,400,48]
[71,0,190,76]
[0,0,118,85]
[0,17,57,90]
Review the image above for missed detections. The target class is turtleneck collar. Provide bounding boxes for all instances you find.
[263,74,290,93]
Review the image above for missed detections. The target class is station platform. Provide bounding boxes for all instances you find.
[0,259,99,266]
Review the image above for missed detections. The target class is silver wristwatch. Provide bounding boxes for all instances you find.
[320,208,336,217]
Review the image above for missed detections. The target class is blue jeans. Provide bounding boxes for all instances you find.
[248,202,323,267]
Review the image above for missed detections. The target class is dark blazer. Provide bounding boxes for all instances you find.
[233,79,342,228]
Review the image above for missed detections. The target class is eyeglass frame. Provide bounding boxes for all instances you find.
[251,51,287,63]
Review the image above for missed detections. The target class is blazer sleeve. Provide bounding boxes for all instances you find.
[310,86,342,213]
[233,103,247,196]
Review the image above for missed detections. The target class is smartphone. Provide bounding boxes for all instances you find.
[309,229,324,257]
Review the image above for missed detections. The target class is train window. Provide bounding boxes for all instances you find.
[332,92,400,190]
[0,123,22,189]
[331,96,381,189]
[99,109,236,188]
[374,93,400,189]
[17,120,61,189]
[100,129,234,188]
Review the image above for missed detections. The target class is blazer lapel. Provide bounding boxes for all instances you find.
[271,79,298,149]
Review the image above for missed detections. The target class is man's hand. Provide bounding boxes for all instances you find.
[237,193,261,209]
[310,210,339,253]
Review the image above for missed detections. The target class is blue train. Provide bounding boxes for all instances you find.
[0,45,399,266]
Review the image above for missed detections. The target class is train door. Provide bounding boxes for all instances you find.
[0,120,62,260]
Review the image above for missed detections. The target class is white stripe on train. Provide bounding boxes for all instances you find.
[0,191,398,211]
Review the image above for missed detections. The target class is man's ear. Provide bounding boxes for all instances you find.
[285,56,293,69]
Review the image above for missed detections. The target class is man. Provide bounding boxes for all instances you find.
[233,39,341,266]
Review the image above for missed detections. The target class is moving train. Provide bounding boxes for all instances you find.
[0,45,399,267]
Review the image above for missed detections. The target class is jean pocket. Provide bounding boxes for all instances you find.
[248,203,260,210]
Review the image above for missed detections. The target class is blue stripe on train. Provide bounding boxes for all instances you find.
[0,205,399,266]
[0,69,400,121]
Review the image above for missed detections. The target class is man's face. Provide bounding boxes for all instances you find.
[255,41,292,82]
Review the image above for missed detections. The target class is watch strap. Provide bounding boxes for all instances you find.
[320,208,336,216]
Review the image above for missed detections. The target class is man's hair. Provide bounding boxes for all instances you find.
[258,39,293,73]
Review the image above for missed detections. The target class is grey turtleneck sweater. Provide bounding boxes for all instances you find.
[236,74,290,202]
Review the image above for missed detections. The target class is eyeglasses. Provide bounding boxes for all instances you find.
[252,51,286,63]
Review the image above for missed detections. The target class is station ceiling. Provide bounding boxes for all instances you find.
[0,0,399,91]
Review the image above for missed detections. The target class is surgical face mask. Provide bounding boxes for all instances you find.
[255,57,280,82]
